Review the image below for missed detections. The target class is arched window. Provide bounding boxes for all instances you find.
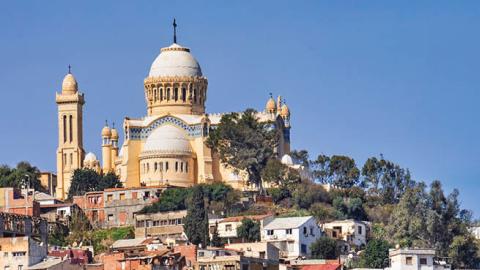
[174,88,178,101]
[63,115,67,143]
[182,88,186,102]
[175,162,178,172]
[147,163,150,173]
[185,162,188,173]
[165,162,169,171]
[160,162,163,171]
[193,89,197,103]
[160,88,163,101]
[70,153,73,165]
[69,115,73,142]
[167,88,171,101]
[180,162,183,172]
[153,89,157,102]
[63,153,67,166]
[154,162,158,171]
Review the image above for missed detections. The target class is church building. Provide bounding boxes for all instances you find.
[55,24,292,200]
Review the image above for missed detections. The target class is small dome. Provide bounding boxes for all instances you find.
[281,104,290,117]
[62,73,78,94]
[84,152,98,162]
[281,154,293,166]
[266,97,276,112]
[102,126,112,137]
[148,43,202,77]
[142,125,192,155]
[111,128,119,140]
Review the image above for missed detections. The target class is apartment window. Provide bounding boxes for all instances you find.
[225,224,232,231]
[225,265,235,270]
[420,258,427,265]
[358,225,363,235]
[259,251,265,259]
[198,252,204,257]
[303,227,307,235]
[153,221,160,226]
[108,214,114,221]
[267,230,274,236]
[286,229,292,234]
[301,244,307,254]
[119,193,126,200]
[107,194,113,202]
[310,227,315,236]
[406,256,413,265]
[12,252,26,257]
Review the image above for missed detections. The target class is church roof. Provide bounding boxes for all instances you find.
[148,43,202,77]
[142,125,192,155]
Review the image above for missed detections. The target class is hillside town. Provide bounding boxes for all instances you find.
[1,14,479,270]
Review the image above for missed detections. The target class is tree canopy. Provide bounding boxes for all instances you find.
[237,218,261,242]
[207,109,279,190]
[0,162,46,192]
[67,169,122,199]
[310,236,338,259]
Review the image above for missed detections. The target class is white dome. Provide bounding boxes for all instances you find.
[142,125,192,155]
[281,154,294,166]
[84,152,97,162]
[148,43,202,77]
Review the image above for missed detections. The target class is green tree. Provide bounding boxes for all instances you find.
[98,172,123,191]
[311,155,360,188]
[362,156,414,204]
[183,185,209,246]
[210,222,223,247]
[207,109,279,190]
[290,149,310,167]
[292,182,329,209]
[359,239,390,268]
[68,169,123,199]
[310,237,338,259]
[448,235,479,269]
[385,183,429,248]
[237,218,261,242]
[0,162,46,192]
[139,188,190,214]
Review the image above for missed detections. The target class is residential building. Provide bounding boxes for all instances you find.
[262,216,322,259]
[209,214,274,244]
[197,247,279,270]
[39,203,79,224]
[386,248,449,270]
[135,210,187,240]
[322,220,369,250]
[0,212,49,269]
[73,186,166,228]
[101,249,186,270]
[226,242,280,261]
[0,187,40,216]
[285,260,342,270]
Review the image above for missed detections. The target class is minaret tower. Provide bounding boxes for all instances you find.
[110,123,119,170]
[101,122,112,172]
[55,67,85,199]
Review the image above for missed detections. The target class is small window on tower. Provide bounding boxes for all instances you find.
[165,162,169,171]
[175,162,178,172]
[182,88,186,102]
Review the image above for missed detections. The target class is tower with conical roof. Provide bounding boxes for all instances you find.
[55,68,85,199]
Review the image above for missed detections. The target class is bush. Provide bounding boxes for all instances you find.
[310,237,338,259]
[292,182,329,209]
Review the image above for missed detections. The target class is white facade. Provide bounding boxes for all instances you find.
[209,215,274,244]
[322,220,368,247]
[386,248,447,270]
[262,216,322,259]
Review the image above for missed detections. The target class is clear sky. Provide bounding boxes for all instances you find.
[1,1,479,215]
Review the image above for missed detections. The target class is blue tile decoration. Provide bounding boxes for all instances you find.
[129,116,202,140]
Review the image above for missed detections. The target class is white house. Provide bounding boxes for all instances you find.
[209,214,274,244]
[386,248,449,270]
[262,216,322,259]
[322,219,368,249]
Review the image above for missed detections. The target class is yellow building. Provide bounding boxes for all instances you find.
[55,28,291,199]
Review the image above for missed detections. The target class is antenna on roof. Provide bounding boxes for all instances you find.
[105,120,108,127]
[68,65,71,74]
[173,18,178,44]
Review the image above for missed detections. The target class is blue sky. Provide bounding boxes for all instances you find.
[1,1,479,215]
